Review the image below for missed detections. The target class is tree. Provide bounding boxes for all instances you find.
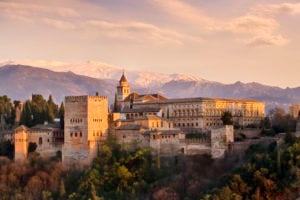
[58,102,64,130]
[221,111,233,125]
[28,142,37,153]
[0,140,14,159]
[59,179,66,198]
[20,100,33,127]
[0,95,15,128]
[31,94,47,125]
[47,95,57,123]
[269,108,297,133]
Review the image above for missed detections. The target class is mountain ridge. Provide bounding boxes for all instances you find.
[0,64,299,112]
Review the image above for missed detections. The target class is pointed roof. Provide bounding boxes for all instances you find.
[14,125,29,132]
[119,71,128,84]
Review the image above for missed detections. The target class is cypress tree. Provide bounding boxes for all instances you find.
[20,100,33,127]
[58,102,64,130]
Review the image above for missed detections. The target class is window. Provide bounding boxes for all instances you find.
[39,137,43,145]
[80,132,82,137]
[70,133,73,137]
[75,132,78,137]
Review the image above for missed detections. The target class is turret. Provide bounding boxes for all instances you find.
[116,71,130,102]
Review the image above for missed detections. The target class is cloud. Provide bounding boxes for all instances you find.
[251,3,300,17]
[243,34,288,47]
[152,0,295,47]
[0,1,80,18]
[0,1,80,27]
[43,18,75,30]
[224,15,279,34]
[152,0,215,29]
[85,20,201,46]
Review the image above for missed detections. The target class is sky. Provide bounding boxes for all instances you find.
[0,0,300,88]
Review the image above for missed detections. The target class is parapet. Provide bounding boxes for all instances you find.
[65,95,108,103]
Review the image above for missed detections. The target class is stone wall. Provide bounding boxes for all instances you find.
[63,95,108,166]
[14,125,63,161]
[235,128,261,139]
[14,126,28,161]
[210,125,234,158]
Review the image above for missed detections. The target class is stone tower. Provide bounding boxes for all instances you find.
[14,125,29,161]
[62,95,109,166]
[117,72,130,102]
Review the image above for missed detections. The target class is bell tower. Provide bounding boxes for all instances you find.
[117,71,130,101]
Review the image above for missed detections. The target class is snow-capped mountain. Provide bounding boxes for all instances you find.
[0,62,300,112]
[0,60,209,88]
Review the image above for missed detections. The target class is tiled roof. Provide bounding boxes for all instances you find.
[143,130,183,135]
[134,97,264,105]
[116,124,143,130]
[120,106,161,113]
[124,93,167,102]
[119,73,128,83]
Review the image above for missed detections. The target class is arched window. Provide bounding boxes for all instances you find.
[39,137,43,145]
[80,132,82,137]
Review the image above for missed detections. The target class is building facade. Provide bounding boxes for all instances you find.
[114,73,265,133]
[14,124,63,161]
[62,95,109,165]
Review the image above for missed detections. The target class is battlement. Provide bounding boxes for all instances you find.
[65,95,108,103]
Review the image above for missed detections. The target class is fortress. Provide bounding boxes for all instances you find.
[13,73,265,165]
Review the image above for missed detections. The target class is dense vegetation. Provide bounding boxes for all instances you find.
[0,139,242,200]
[258,108,297,138]
[0,140,159,200]
[200,135,300,200]
[1,94,300,199]
[0,95,16,129]
[20,94,64,128]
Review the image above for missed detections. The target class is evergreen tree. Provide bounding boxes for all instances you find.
[59,179,66,199]
[47,95,58,119]
[31,94,47,125]
[58,102,64,130]
[221,111,233,125]
[20,100,33,127]
[0,95,14,128]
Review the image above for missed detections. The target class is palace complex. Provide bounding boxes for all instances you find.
[13,72,265,165]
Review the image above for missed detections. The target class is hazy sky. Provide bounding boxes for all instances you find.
[0,0,300,88]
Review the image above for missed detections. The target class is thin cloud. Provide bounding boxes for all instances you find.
[152,0,215,29]
[43,18,75,30]
[0,1,80,18]
[243,34,288,47]
[152,0,294,47]
[224,15,279,34]
[86,20,201,46]
[252,3,300,17]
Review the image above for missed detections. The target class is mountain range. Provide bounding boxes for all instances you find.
[0,63,299,112]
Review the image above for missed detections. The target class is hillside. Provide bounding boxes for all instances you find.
[0,64,300,111]
[0,65,117,103]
